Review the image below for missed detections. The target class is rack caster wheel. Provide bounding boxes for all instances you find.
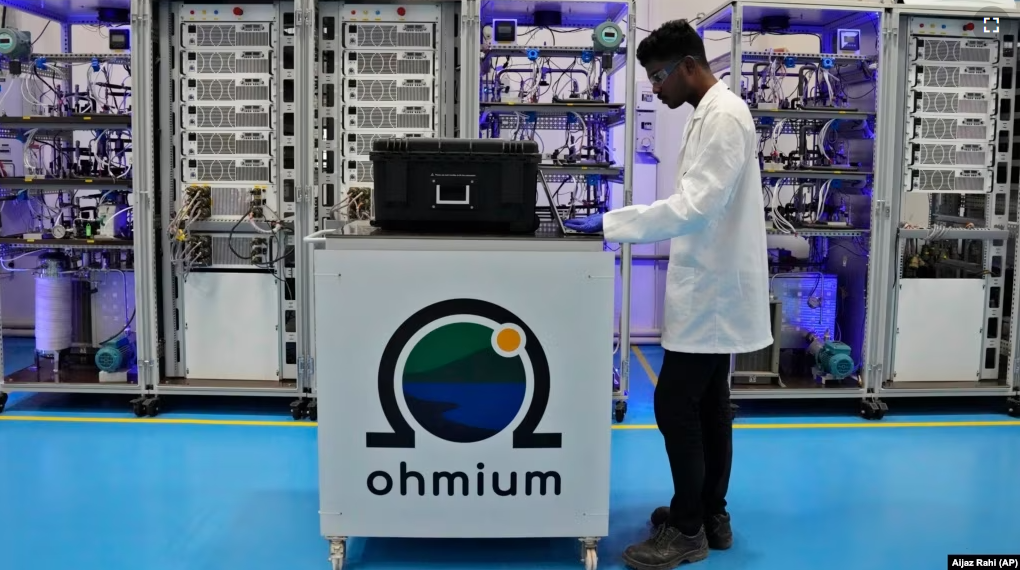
[614,401,627,423]
[145,398,161,417]
[1007,396,1020,418]
[579,538,598,570]
[860,399,887,420]
[328,538,346,570]
[131,397,146,417]
[0,391,8,414]
[290,399,308,421]
[307,401,317,422]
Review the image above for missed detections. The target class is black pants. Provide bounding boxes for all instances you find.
[654,350,734,536]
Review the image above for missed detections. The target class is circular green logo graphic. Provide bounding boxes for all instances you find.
[402,320,528,443]
[367,299,561,450]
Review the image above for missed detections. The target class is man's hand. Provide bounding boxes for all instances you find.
[564,213,604,233]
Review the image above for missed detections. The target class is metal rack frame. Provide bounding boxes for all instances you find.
[149,1,316,412]
[698,1,885,404]
[0,0,147,410]
[8,0,1012,420]
[465,0,638,423]
[873,4,1020,409]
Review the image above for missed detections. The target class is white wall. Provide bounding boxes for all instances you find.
[0,11,122,329]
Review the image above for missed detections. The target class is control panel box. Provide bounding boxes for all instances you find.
[636,81,656,111]
[636,113,656,153]
[178,4,278,22]
[909,16,1005,38]
[340,4,441,23]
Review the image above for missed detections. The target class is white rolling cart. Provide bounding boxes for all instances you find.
[310,231,614,569]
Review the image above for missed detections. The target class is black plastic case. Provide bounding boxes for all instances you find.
[370,138,540,233]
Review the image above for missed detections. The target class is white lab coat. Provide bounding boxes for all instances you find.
[604,81,772,354]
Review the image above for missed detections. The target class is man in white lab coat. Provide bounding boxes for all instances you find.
[564,19,773,570]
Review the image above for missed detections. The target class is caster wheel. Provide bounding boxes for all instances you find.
[1007,397,1020,418]
[145,399,161,417]
[860,400,886,421]
[613,401,627,423]
[308,403,318,422]
[290,400,307,421]
[0,391,8,414]
[132,401,146,417]
[329,540,346,570]
[584,548,598,570]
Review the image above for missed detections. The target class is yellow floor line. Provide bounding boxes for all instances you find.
[0,415,1018,429]
[0,415,313,427]
[618,421,1020,429]
[632,345,658,387]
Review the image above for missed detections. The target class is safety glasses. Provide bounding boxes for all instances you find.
[649,59,682,86]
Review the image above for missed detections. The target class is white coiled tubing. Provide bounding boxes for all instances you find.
[35,275,73,352]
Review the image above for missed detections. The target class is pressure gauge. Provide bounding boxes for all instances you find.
[51,224,68,239]
[592,22,624,52]
[0,28,32,59]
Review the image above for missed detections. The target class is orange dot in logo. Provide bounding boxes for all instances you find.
[495,327,522,353]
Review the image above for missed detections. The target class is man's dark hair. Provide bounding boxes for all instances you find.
[635,19,709,69]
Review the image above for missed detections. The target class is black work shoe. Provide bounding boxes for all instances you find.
[622,525,709,570]
[705,513,733,550]
[648,507,733,550]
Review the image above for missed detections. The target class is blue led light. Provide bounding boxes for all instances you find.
[772,274,840,348]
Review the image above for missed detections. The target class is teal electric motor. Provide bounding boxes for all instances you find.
[95,335,134,373]
[806,333,855,380]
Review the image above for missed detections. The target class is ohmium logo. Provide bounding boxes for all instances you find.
[365,299,563,497]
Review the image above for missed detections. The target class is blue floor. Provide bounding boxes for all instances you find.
[1,340,1019,570]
